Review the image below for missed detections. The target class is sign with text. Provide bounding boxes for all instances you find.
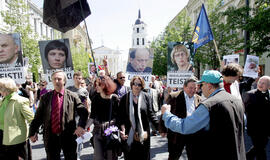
[125,72,152,89]
[0,67,25,84]
[167,72,194,88]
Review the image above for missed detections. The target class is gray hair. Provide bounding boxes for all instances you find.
[0,78,18,94]
[51,70,67,85]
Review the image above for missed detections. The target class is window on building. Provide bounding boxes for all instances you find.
[40,23,43,36]
[137,38,139,45]
[142,38,145,45]
[142,27,144,30]
[51,29,54,39]
[137,28,139,33]
[34,19,37,33]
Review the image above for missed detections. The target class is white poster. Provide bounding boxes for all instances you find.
[243,55,259,78]
[167,72,194,88]
[125,72,152,89]
[0,67,26,84]
[223,54,239,65]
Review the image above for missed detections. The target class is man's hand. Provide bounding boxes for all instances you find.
[103,56,108,67]
[74,126,86,137]
[30,133,38,143]
[120,125,128,140]
[161,104,171,114]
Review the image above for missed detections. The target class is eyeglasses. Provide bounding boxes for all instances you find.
[119,77,125,80]
[133,82,142,87]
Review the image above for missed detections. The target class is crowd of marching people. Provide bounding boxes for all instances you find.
[0,61,270,160]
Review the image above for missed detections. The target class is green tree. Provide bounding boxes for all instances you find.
[224,0,270,57]
[71,44,90,77]
[1,0,41,81]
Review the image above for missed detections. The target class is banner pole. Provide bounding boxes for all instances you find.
[213,40,222,68]
[78,0,98,76]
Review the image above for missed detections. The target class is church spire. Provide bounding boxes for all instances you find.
[138,9,141,19]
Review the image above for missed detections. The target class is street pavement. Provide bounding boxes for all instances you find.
[31,134,188,160]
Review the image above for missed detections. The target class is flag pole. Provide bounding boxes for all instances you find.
[213,39,222,67]
[78,0,98,76]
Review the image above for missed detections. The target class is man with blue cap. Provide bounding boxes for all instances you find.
[161,70,246,160]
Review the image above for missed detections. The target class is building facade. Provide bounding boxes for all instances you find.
[93,46,127,76]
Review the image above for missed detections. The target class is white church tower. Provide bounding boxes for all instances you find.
[132,9,147,48]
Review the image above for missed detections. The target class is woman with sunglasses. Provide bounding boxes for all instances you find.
[88,75,120,160]
[118,76,159,160]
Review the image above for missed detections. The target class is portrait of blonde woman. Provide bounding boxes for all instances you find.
[0,78,34,159]
[169,44,193,72]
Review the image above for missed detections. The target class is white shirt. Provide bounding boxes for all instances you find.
[184,92,196,117]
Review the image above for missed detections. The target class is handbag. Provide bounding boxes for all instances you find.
[103,96,122,154]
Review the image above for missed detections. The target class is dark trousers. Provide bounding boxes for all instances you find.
[0,130,29,160]
[123,140,150,160]
[246,135,268,160]
[44,132,77,160]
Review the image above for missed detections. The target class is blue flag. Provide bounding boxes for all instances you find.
[192,4,214,51]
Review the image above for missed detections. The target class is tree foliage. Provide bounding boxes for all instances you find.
[224,0,270,57]
[71,44,90,77]
[0,0,41,81]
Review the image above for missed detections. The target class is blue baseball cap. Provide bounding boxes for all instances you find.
[198,70,223,84]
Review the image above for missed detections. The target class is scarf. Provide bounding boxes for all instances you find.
[127,91,144,146]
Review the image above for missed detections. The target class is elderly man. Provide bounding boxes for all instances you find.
[244,76,270,160]
[0,33,22,67]
[126,48,152,72]
[29,70,88,160]
[162,70,246,160]
[159,77,201,160]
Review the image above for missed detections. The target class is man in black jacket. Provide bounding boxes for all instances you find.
[244,76,270,160]
[29,71,88,160]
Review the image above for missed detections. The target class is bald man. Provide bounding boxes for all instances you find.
[126,48,152,73]
[244,76,270,160]
[0,33,22,67]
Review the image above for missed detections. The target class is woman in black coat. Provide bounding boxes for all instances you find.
[118,76,159,160]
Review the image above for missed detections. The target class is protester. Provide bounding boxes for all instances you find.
[67,71,91,160]
[34,80,49,113]
[118,76,159,160]
[159,77,201,160]
[221,63,243,100]
[126,48,152,72]
[114,71,128,98]
[244,76,270,160]
[169,44,193,71]
[161,70,246,160]
[88,75,120,160]
[0,78,34,159]
[29,70,88,160]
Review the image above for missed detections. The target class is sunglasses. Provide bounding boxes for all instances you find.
[39,84,45,87]
[119,77,125,80]
[133,82,142,87]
